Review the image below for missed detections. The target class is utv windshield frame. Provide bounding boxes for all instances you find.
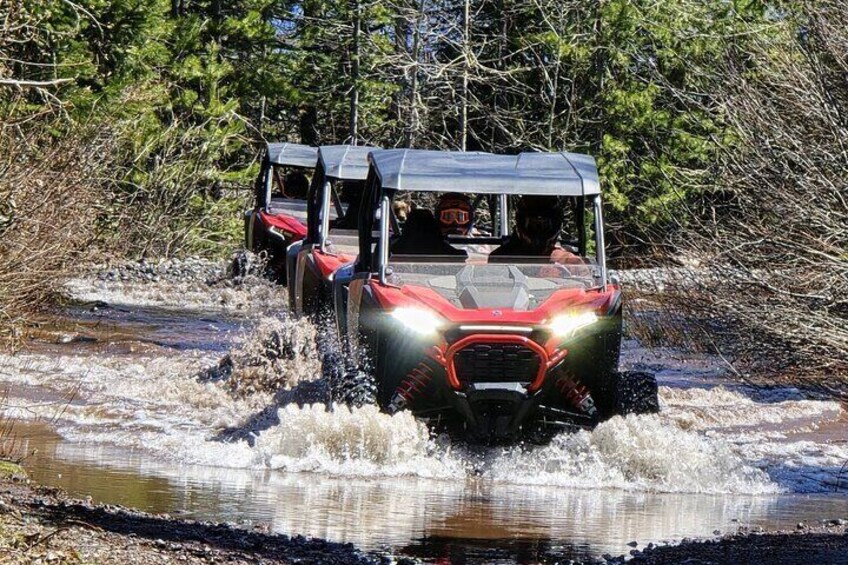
[355,149,609,289]
[305,145,379,252]
[257,142,319,211]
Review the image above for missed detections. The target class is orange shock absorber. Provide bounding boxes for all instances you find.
[388,360,435,414]
[556,374,598,417]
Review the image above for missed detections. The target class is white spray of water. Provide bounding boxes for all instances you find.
[489,415,778,494]
[3,293,847,494]
[64,276,288,313]
[660,386,842,431]
[220,316,321,394]
[255,404,466,478]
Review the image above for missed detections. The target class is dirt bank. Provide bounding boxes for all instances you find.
[618,523,848,564]
[0,463,383,565]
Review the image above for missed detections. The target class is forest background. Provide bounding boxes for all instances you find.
[0,0,845,382]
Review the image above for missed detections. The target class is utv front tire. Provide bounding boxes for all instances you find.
[321,351,343,399]
[611,370,659,416]
[331,367,377,408]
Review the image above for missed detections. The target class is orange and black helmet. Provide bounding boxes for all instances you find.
[436,193,473,235]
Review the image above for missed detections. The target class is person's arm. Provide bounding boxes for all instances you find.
[551,247,584,265]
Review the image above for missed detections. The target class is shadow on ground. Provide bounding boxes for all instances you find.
[210,379,328,446]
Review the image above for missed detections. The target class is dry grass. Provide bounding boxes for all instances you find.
[654,3,848,383]
[0,126,114,339]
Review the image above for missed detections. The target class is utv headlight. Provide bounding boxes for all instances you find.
[549,311,598,338]
[390,307,444,336]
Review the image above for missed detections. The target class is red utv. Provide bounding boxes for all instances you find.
[243,142,318,284]
[330,149,658,443]
[286,145,377,320]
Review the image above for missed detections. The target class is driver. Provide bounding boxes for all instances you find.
[390,208,467,258]
[489,196,581,264]
[330,180,363,229]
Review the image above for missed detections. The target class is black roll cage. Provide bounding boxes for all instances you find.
[354,168,607,288]
[254,156,314,211]
[305,163,347,245]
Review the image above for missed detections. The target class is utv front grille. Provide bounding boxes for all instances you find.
[454,342,541,386]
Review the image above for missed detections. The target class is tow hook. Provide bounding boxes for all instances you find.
[387,393,407,414]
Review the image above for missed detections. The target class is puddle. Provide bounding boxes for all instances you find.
[16,420,848,561]
[1,276,847,563]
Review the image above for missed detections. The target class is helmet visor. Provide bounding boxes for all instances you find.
[439,208,471,226]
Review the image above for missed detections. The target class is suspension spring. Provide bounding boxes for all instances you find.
[389,360,435,413]
[556,373,598,417]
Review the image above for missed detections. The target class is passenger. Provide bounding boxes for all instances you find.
[390,208,467,258]
[284,170,310,199]
[436,193,474,236]
[490,196,581,264]
[331,181,363,229]
[437,192,498,257]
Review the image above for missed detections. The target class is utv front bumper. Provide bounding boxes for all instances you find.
[387,332,603,442]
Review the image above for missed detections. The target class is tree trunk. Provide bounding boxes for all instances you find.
[592,0,605,151]
[300,106,319,146]
[349,0,361,145]
[407,0,425,146]
[459,0,470,151]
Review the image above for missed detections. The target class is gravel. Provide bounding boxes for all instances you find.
[93,257,230,286]
[609,525,848,564]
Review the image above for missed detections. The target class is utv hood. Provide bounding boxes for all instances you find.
[397,264,590,311]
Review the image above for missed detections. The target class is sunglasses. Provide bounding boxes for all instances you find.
[439,208,471,225]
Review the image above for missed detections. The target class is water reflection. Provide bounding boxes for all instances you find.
[7,291,848,563]
[19,423,848,562]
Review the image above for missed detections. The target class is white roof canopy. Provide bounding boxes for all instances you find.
[370,149,600,196]
[266,142,319,168]
[318,145,378,180]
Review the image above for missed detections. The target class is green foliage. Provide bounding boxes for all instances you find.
[1,0,294,256]
[451,0,770,248]
[1,0,776,257]
[184,194,249,257]
[592,0,748,234]
[0,461,25,477]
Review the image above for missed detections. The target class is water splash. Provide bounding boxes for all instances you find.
[3,296,847,495]
[202,316,321,396]
[255,404,466,478]
[64,274,287,313]
[661,386,841,431]
[489,415,778,494]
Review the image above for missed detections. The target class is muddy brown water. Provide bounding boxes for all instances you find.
[2,283,847,563]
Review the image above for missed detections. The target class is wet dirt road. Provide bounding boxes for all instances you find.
[1,269,846,563]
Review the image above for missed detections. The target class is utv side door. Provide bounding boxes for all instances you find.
[343,274,368,367]
[332,262,355,343]
[293,244,325,318]
[285,241,303,310]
